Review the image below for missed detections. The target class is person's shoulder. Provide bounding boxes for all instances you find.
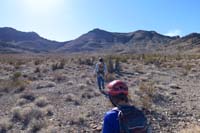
[104,108,118,119]
[106,109,118,115]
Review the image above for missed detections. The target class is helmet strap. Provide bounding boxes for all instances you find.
[109,95,118,107]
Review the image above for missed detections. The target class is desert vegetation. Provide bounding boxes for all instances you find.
[0,53,200,132]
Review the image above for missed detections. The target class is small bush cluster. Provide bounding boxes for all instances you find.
[34,60,41,65]
[77,57,94,66]
[34,67,40,73]
[0,119,12,133]
[11,93,53,132]
[138,82,156,109]
[12,72,22,81]
[179,124,200,133]
[51,60,65,71]
[35,97,49,108]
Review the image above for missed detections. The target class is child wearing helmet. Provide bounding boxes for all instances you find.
[102,80,151,133]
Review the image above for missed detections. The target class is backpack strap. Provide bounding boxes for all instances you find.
[113,106,150,133]
[112,107,130,133]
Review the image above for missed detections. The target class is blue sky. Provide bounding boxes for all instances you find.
[0,0,200,41]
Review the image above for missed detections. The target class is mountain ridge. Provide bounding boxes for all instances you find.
[0,27,199,54]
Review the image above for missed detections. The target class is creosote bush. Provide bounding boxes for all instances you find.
[138,82,156,109]
[78,57,94,66]
[12,72,22,81]
[35,97,49,108]
[0,118,12,133]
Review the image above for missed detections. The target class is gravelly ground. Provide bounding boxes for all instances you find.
[0,55,200,133]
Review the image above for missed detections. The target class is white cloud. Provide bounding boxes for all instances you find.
[165,29,182,36]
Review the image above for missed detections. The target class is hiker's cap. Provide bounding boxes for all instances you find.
[99,57,103,62]
[107,80,128,96]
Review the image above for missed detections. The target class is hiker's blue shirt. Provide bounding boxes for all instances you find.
[102,105,147,133]
[103,108,120,133]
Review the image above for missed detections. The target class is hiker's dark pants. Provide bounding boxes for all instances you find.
[97,75,104,90]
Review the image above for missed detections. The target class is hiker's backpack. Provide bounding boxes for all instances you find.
[114,106,150,133]
[97,62,105,74]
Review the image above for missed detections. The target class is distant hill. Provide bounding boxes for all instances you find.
[0,27,65,53]
[163,33,200,53]
[57,28,179,53]
[0,27,199,54]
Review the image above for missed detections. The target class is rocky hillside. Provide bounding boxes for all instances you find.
[0,27,65,53]
[0,27,200,53]
[165,33,200,53]
[57,29,178,53]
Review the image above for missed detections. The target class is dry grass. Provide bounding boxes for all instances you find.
[53,73,67,83]
[12,106,44,123]
[78,83,87,90]
[35,96,49,108]
[42,105,54,116]
[138,82,156,109]
[28,118,47,133]
[64,93,76,102]
[0,78,27,93]
[67,80,74,86]
[17,98,31,106]
[0,118,12,133]
[179,124,200,133]
[105,73,115,82]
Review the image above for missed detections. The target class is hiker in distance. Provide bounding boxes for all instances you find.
[95,57,107,91]
[103,80,151,133]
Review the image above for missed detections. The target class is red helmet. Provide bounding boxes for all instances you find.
[107,80,128,96]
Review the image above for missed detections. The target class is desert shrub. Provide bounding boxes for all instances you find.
[81,92,93,99]
[118,55,128,63]
[35,97,49,108]
[184,63,193,72]
[42,105,54,116]
[51,63,59,71]
[143,54,160,65]
[67,80,74,86]
[12,72,22,81]
[58,59,65,69]
[12,106,23,122]
[179,124,200,133]
[14,85,26,93]
[114,58,122,73]
[106,57,114,73]
[53,73,66,83]
[85,78,92,85]
[34,60,41,65]
[14,60,25,69]
[20,107,44,127]
[17,98,30,106]
[34,67,40,73]
[20,92,35,102]
[138,82,156,109]
[0,118,12,133]
[40,125,58,133]
[0,79,26,94]
[51,60,65,71]
[78,83,87,90]
[64,93,76,102]
[77,57,94,66]
[69,115,86,125]
[105,73,115,82]
[28,119,46,133]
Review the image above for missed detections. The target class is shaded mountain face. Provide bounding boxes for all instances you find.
[0,27,64,53]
